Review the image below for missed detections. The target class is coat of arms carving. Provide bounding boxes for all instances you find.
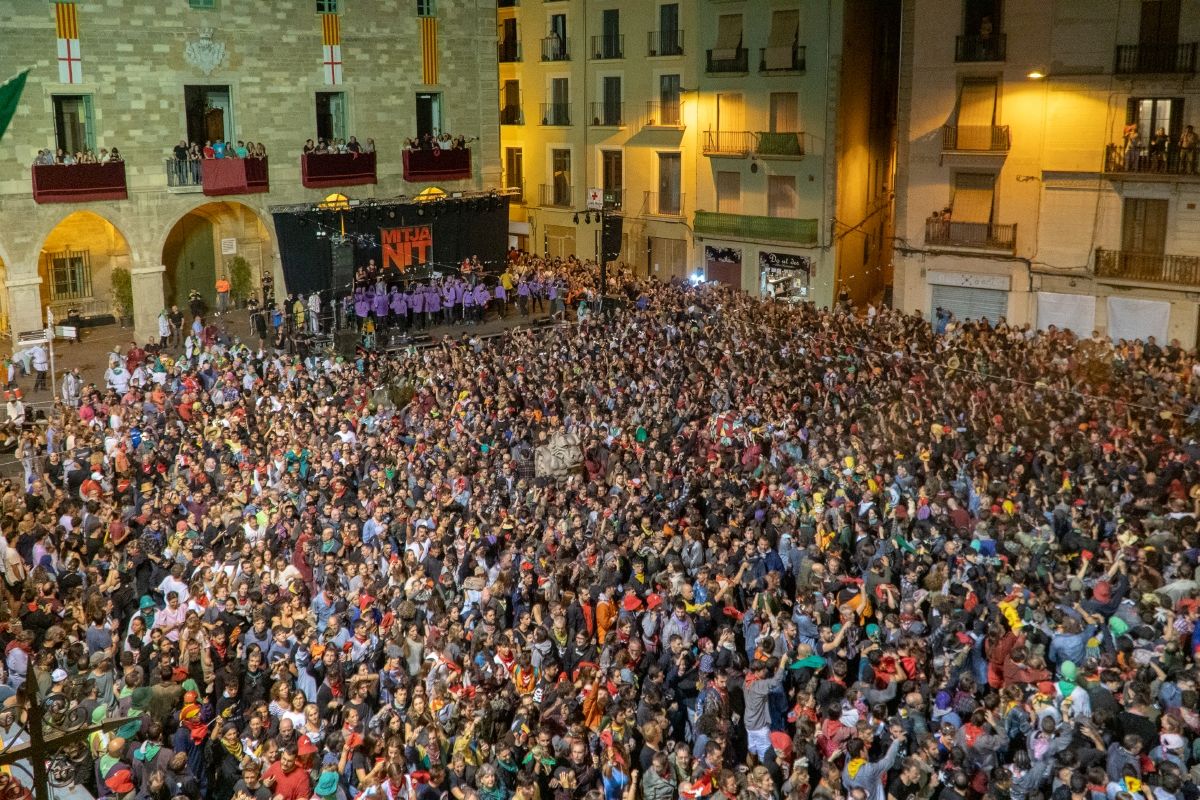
[185,28,226,75]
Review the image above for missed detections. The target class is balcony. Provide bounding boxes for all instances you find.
[955,33,1006,62]
[200,157,270,197]
[643,101,683,128]
[541,102,571,126]
[1102,143,1200,179]
[706,47,749,74]
[703,130,756,157]
[648,29,684,57]
[32,162,128,203]
[941,125,1011,152]
[541,36,569,61]
[756,132,804,158]
[498,39,521,62]
[505,181,525,203]
[501,105,524,125]
[301,152,377,189]
[590,102,625,127]
[539,183,573,207]
[695,211,818,245]
[1096,248,1200,286]
[402,148,471,182]
[759,45,805,73]
[165,159,203,192]
[591,34,624,59]
[644,191,685,217]
[1114,43,1197,75]
[924,217,1016,252]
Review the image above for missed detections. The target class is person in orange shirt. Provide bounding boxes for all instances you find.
[215,275,231,316]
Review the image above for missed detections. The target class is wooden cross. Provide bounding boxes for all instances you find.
[0,661,132,800]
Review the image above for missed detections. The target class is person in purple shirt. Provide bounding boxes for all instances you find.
[529,278,544,313]
[517,278,531,317]
[426,286,441,328]
[442,281,456,325]
[353,289,370,329]
[473,283,489,322]
[410,285,425,328]
[389,287,406,330]
[372,286,389,323]
[494,281,507,319]
[548,280,564,319]
[462,280,476,324]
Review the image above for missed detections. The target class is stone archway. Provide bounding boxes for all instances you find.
[160,200,275,314]
[36,210,136,325]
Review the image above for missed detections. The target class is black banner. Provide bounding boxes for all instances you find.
[758,251,809,273]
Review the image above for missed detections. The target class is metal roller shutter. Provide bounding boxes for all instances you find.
[931,284,1008,324]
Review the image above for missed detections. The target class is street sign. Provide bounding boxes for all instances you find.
[586,187,602,210]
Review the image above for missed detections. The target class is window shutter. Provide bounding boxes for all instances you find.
[1126,97,1138,124]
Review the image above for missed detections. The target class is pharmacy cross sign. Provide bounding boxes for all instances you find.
[587,187,602,210]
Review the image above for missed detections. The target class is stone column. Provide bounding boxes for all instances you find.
[131,264,166,344]
[6,274,44,341]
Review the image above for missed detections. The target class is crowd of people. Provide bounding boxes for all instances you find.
[33,147,124,166]
[0,258,1199,800]
[404,134,470,152]
[302,138,376,157]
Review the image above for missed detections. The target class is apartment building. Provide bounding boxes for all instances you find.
[499,0,898,307]
[0,0,499,343]
[893,0,1200,344]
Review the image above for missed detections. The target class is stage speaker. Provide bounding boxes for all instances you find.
[601,214,623,263]
[330,241,355,293]
[335,330,358,357]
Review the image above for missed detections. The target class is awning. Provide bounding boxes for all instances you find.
[956,80,996,150]
[712,14,742,60]
[765,10,798,69]
[951,173,994,224]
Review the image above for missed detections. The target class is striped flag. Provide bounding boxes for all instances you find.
[55,2,83,85]
[420,16,438,85]
[321,13,342,85]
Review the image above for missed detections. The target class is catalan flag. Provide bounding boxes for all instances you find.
[321,13,342,85]
[55,2,83,85]
[420,16,438,85]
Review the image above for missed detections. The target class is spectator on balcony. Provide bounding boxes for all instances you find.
[202,141,215,159]
[1123,124,1141,171]
[1149,127,1168,172]
[364,138,376,154]
[235,140,249,158]
[213,139,227,159]
[62,151,78,166]
[188,142,201,161]
[346,136,362,154]
[1180,125,1197,174]
[33,149,55,166]
[104,148,123,163]
[253,142,267,159]
[173,140,188,162]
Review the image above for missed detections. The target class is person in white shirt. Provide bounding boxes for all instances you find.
[29,344,48,392]
[5,394,25,426]
[308,293,321,334]
[104,360,131,393]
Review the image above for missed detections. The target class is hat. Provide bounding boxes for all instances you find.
[646,594,663,611]
[315,772,340,798]
[622,594,643,613]
[1059,660,1077,681]
[1109,616,1130,637]
[769,731,793,757]
[139,595,156,611]
[322,752,340,768]
[51,669,67,683]
[297,734,318,757]
[89,652,107,667]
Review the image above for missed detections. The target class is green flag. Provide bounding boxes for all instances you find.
[0,70,30,144]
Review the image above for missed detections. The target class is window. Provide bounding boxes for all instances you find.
[188,0,216,8]
[502,80,522,124]
[597,9,621,58]
[1139,0,1180,49]
[659,74,681,124]
[552,148,572,205]
[769,92,798,132]
[600,76,622,125]
[417,0,436,15]
[1121,198,1168,254]
[712,14,743,59]
[962,0,1001,38]
[715,93,743,131]
[316,0,339,12]
[52,95,94,155]
[315,91,346,142]
[955,79,998,149]
[656,4,682,55]
[1127,96,1182,140]
[415,92,441,139]
[505,147,524,197]
[602,150,623,207]
[716,171,741,213]
[184,85,232,148]
[46,249,93,301]
[658,152,681,214]
[764,9,799,69]
[768,175,798,217]
[951,172,996,224]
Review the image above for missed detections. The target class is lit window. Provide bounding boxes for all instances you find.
[417,0,436,16]
[316,0,339,13]
[46,250,93,301]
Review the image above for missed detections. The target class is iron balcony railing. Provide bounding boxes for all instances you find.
[693,211,818,245]
[498,38,521,62]
[703,130,757,155]
[644,190,685,216]
[941,125,1012,152]
[1103,143,1200,177]
[955,33,1006,62]
[644,101,683,128]
[1095,249,1200,286]
[540,183,573,207]
[500,105,524,125]
[648,29,684,56]
[1114,43,1198,74]
[591,34,624,59]
[165,158,202,188]
[540,102,571,126]
[759,45,806,72]
[590,102,624,126]
[706,47,749,73]
[925,217,1016,251]
[756,132,804,157]
[541,35,570,61]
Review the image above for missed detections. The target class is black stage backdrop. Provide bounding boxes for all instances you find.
[273,196,511,297]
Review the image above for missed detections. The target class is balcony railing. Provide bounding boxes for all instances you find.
[756,132,804,157]
[590,102,625,126]
[165,158,203,190]
[1103,143,1200,177]
[540,183,573,207]
[1096,248,1200,286]
[644,101,683,128]
[542,36,570,61]
[301,152,377,189]
[1114,43,1198,74]
[591,34,624,59]
[505,181,525,202]
[644,191,685,216]
[32,162,128,203]
[706,47,749,74]
[648,29,684,56]
[501,105,524,125]
[955,33,1006,62]
[402,148,471,182]
[541,102,571,126]
[703,130,757,156]
[924,217,1016,251]
[201,157,270,196]
[498,38,521,62]
[941,125,1011,152]
[759,45,805,73]
[694,211,818,245]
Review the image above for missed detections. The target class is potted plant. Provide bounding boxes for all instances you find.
[228,255,253,307]
[111,267,133,327]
